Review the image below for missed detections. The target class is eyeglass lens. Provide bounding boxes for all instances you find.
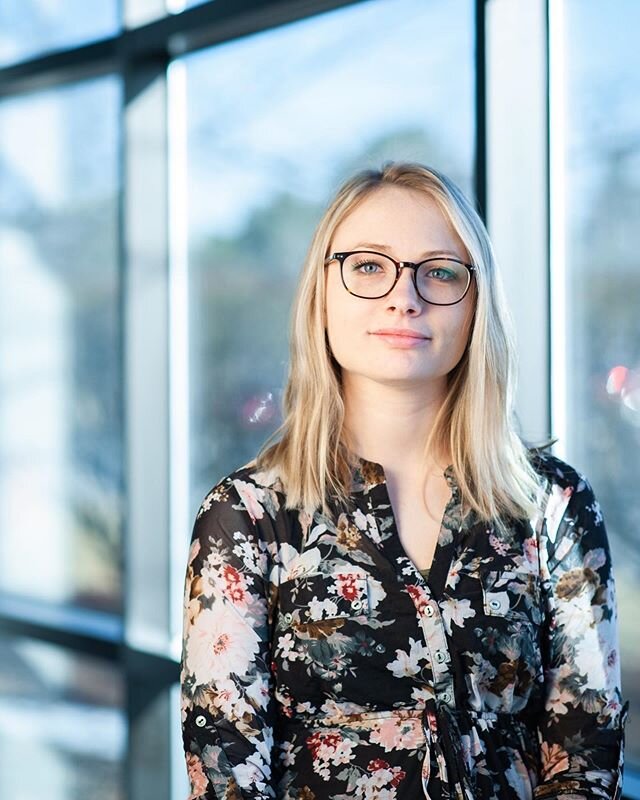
[341,252,470,304]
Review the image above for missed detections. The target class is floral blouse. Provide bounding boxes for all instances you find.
[180,448,629,800]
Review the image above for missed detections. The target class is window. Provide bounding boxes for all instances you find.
[0,76,123,615]
[0,1,119,66]
[0,634,125,799]
[550,0,640,771]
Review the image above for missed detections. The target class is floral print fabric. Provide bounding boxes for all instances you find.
[180,449,629,799]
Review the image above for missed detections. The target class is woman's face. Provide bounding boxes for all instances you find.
[324,185,477,391]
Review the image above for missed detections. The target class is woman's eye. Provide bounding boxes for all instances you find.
[353,261,380,273]
[427,268,455,281]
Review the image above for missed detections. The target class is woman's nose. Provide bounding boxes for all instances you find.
[386,266,422,307]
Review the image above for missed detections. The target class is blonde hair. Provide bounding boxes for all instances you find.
[253,161,555,534]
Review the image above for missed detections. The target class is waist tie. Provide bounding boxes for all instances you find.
[422,701,477,800]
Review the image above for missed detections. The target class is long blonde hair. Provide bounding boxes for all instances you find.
[253,161,555,533]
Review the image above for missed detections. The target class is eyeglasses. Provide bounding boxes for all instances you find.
[324,250,476,306]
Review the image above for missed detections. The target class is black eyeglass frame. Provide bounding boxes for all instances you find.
[324,250,477,306]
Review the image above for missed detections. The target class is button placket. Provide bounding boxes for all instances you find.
[415,586,454,706]
[358,471,457,708]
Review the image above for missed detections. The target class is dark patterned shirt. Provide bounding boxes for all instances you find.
[180,449,629,799]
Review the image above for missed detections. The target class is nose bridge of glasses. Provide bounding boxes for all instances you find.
[400,260,424,277]
[393,260,421,291]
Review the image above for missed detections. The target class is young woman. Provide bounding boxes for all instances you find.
[180,162,629,799]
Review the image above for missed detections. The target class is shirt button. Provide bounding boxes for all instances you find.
[425,605,434,617]
[441,691,452,704]
[195,715,207,727]
[351,599,362,609]
[283,612,293,623]
[434,650,446,664]
[489,599,502,611]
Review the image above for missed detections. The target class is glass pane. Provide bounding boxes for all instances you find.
[0,0,119,67]
[0,76,123,614]
[167,0,204,12]
[0,634,125,799]
[176,0,475,517]
[557,0,640,771]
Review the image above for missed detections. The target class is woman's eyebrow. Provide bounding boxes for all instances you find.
[351,242,463,259]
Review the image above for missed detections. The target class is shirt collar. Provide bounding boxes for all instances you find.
[350,454,458,495]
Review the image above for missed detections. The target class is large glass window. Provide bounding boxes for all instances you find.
[0,76,123,614]
[551,0,640,769]
[0,634,125,799]
[0,1,119,67]
[173,0,475,519]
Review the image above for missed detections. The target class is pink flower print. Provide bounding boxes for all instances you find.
[186,752,208,800]
[187,538,201,566]
[523,535,539,571]
[489,533,511,556]
[306,730,352,762]
[223,564,242,584]
[406,584,429,615]
[545,485,573,543]
[370,716,424,752]
[185,602,260,684]
[233,478,266,523]
[362,759,407,793]
[336,573,360,602]
[391,768,407,788]
[222,564,250,606]
[540,741,570,777]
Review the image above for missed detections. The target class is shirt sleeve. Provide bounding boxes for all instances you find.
[179,477,277,800]
[533,470,630,800]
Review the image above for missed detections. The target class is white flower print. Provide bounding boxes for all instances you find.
[308,596,339,621]
[276,543,322,581]
[278,740,296,768]
[586,499,603,526]
[387,637,430,678]
[440,596,476,635]
[233,744,272,791]
[212,677,242,716]
[246,673,271,711]
[544,484,573,544]
[445,558,464,590]
[411,685,435,704]
[353,507,369,531]
[545,666,574,717]
[356,508,382,543]
[557,586,602,639]
[277,633,299,661]
[185,601,260,685]
[232,533,268,576]
[575,618,619,690]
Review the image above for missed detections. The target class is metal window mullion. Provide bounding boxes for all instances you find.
[123,49,172,800]
[485,0,550,445]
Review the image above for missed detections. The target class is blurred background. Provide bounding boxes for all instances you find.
[0,0,638,798]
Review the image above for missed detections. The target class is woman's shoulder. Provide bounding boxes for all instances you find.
[527,445,591,492]
[526,446,603,529]
[194,457,286,529]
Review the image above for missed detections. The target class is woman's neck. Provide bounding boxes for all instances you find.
[342,376,448,471]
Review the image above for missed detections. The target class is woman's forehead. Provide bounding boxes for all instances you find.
[330,185,467,257]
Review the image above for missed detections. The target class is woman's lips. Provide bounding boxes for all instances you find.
[372,332,432,348]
